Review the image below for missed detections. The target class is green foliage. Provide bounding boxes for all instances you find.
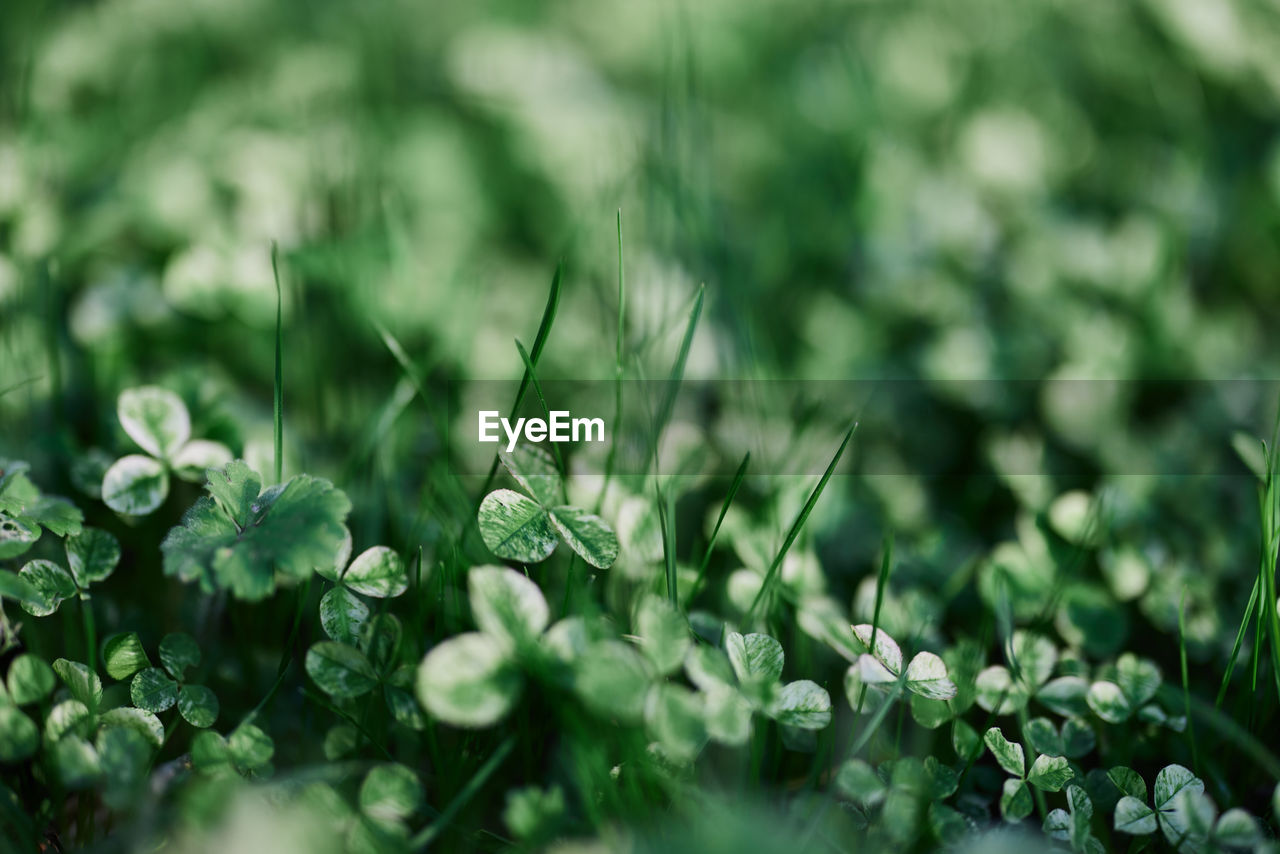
[162,461,352,600]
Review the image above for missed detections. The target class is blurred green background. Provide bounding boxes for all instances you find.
[5,0,1280,843]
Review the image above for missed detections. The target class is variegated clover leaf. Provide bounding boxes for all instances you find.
[1110,764,1258,851]
[984,725,1074,823]
[0,459,82,561]
[14,527,121,618]
[476,444,618,569]
[125,633,219,728]
[101,387,233,516]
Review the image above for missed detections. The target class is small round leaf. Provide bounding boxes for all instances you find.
[159,633,201,680]
[103,632,151,680]
[65,527,121,586]
[6,654,56,705]
[306,641,378,699]
[344,546,408,598]
[102,455,169,516]
[320,585,370,646]
[118,386,191,460]
[468,565,549,652]
[417,632,521,728]
[547,506,619,569]
[359,764,424,822]
[131,667,179,713]
[177,684,219,728]
[0,707,38,762]
[18,559,76,617]
[477,490,557,564]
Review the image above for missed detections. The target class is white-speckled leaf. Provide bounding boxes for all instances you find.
[118,386,190,461]
[852,624,903,676]
[770,680,832,730]
[320,585,369,645]
[547,506,618,569]
[172,440,234,483]
[306,641,377,699]
[478,489,557,564]
[18,559,76,617]
[177,684,218,728]
[65,527,121,586]
[131,667,178,713]
[416,632,521,728]
[498,444,562,507]
[103,455,169,515]
[906,651,958,700]
[725,632,784,685]
[344,546,408,598]
[468,565,549,651]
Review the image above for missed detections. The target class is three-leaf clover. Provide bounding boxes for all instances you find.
[1044,784,1103,853]
[191,722,275,778]
[1111,764,1257,850]
[844,624,959,715]
[0,459,82,561]
[161,460,352,600]
[125,633,219,728]
[316,534,410,645]
[102,387,232,515]
[477,445,619,569]
[14,527,121,617]
[984,726,1074,822]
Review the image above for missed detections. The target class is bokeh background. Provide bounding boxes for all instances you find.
[4,0,1280,845]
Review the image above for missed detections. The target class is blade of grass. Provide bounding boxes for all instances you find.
[413,736,515,849]
[690,451,750,598]
[598,209,626,512]
[1216,576,1259,708]
[515,338,568,503]
[656,481,678,608]
[1178,588,1201,775]
[0,375,41,399]
[478,263,564,500]
[270,242,284,485]
[648,284,704,470]
[745,422,856,623]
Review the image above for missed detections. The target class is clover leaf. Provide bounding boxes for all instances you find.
[128,633,218,728]
[102,387,233,515]
[0,459,82,560]
[476,444,618,568]
[984,725,1074,822]
[14,527,121,617]
[161,460,352,600]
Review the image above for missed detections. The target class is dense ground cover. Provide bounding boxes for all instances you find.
[4,0,1280,851]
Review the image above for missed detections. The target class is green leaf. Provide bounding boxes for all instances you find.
[53,659,103,707]
[1231,432,1267,480]
[910,694,954,729]
[1154,764,1203,811]
[468,565,549,652]
[477,489,557,564]
[45,700,92,742]
[835,758,887,807]
[572,639,650,724]
[795,595,862,663]
[177,684,218,728]
[633,594,690,676]
[984,727,1026,777]
[18,559,76,617]
[360,763,423,822]
[725,632,784,686]
[905,651,958,700]
[1117,795,1162,840]
[1067,785,1094,849]
[1062,717,1096,758]
[1037,676,1090,717]
[852,624,903,676]
[547,506,619,569]
[952,719,982,762]
[162,463,353,601]
[96,726,150,798]
[229,723,274,770]
[1024,717,1064,756]
[1000,778,1033,822]
[6,654,56,705]
[503,784,566,842]
[99,707,164,750]
[102,633,150,681]
[344,546,408,598]
[703,687,752,746]
[645,683,707,762]
[384,668,426,731]
[159,633,201,680]
[1108,766,1147,802]
[306,642,378,699]
[0,569,43,608]
[684,645,737,694]
[172,439,233,483]
[1028,754,1073,792]
[417,632,521,727]
[118,386,191,460]
[1086,680,1131,724]
[51,736,100,788]
[131,667,179,713]
[1115,653,1161,707]
[924,755,959,800]
[320,585,369,645]
[0,707,38,762]
[498,444,562,507]
[362,614,402,673]
[65,527,121,586]
[1044,808,1071,841]
[191,731,233,773]
[1213,808,1260,848]
[103,455,169,515]
[0,513,41,560]
[975,665,1027,715]
[770,680,833,730]
[1010,630,1057,689]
